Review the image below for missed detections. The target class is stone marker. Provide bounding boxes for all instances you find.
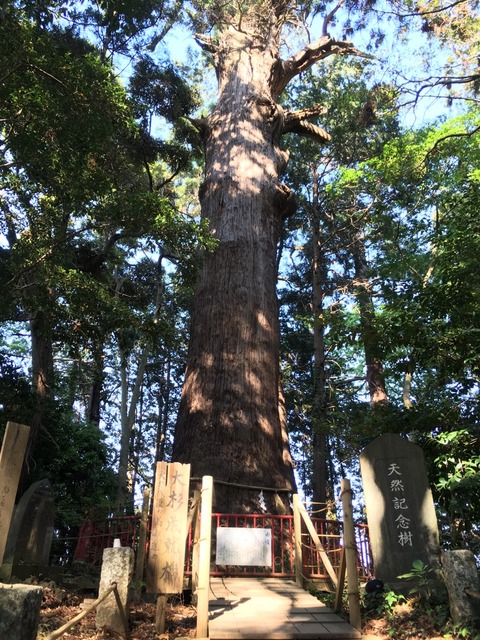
[2,479,55,579]
[360,434,441,589]
[96,545,134,637]
[0,583,43,640]
[442,549,480,625]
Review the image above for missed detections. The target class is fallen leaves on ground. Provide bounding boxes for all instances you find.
[361,598,455,640]
[38,586,197,640]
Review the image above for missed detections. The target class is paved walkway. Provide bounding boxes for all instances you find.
[208,577,362,639]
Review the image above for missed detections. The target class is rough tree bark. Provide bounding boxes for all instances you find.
[172,2,359,513]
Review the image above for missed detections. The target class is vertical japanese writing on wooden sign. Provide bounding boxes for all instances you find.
[146,462,191,594]
[0,422,30,564]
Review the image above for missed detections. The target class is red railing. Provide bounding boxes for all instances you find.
[305,518,373,580]
[74,515,150,565]
[186,513,296,577]
[73,512,372,581]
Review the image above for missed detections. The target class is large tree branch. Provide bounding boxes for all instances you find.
[322,1,343,36]
[194,33,218,53]
[380,0,470,19]
[282,106,331,144]
[272,37,367,97]
[283,119,331,144]
[284,105,328,123]
[425,124,480,158]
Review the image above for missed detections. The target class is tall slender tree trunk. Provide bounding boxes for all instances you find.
[311,174,329,507]
[17,309,55,498]
[116,255,168,512]
[116,346,149,513]
[87,345,104,426]
[155,354,172,464]
[352,234,388,404]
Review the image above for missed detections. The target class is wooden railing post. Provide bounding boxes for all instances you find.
[334,549,346,612]
[191,487,201,602]
[295,497,338,587]
[293,494,304,588]
[340,478,361,631]
[196,475,213,639]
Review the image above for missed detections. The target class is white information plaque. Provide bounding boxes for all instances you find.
[216,527,272,566]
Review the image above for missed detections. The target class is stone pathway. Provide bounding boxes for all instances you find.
[208,577,362,639]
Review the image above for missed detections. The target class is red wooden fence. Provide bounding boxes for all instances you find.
[73,512,373,581]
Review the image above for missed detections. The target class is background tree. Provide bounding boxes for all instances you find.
[0,0,207,518]
[316,109,480,548]
[279,57,401,503]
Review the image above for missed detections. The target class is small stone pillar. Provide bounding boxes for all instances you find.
[442,550,480,626]
[96,546,134,637]
[0,583,43,640]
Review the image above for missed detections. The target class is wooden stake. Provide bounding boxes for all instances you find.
[155,594,167,633]
[191,487,201,602]
[0,422,30,564]
[334,548,346,612]
[341,478,361,631]
[293,494,304,588]
[295,496,338,586]
[196,475,213,639]
[46,583,129,640]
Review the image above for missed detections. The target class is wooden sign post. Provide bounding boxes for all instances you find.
[0,422,30,565]
[146,462,191,633]
[196,475,213,640]
[340,478,361,631]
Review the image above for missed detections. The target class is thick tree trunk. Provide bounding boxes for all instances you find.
[172,19,296,513]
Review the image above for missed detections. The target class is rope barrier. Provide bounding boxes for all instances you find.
[190,476,293,493]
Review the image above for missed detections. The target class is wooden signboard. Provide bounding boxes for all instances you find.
[146,462,191,594]
[216,527,272,566]
[0,422,30,565]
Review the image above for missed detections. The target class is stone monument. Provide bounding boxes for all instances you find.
[360,434,441,590]
[441,549,480,626]
[2,479,55,579]
[0,583,43,640]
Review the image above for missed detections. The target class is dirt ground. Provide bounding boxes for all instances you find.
[37,586,197,639]
[36,584,459,640]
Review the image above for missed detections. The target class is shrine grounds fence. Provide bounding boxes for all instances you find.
[67,512,373,582]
